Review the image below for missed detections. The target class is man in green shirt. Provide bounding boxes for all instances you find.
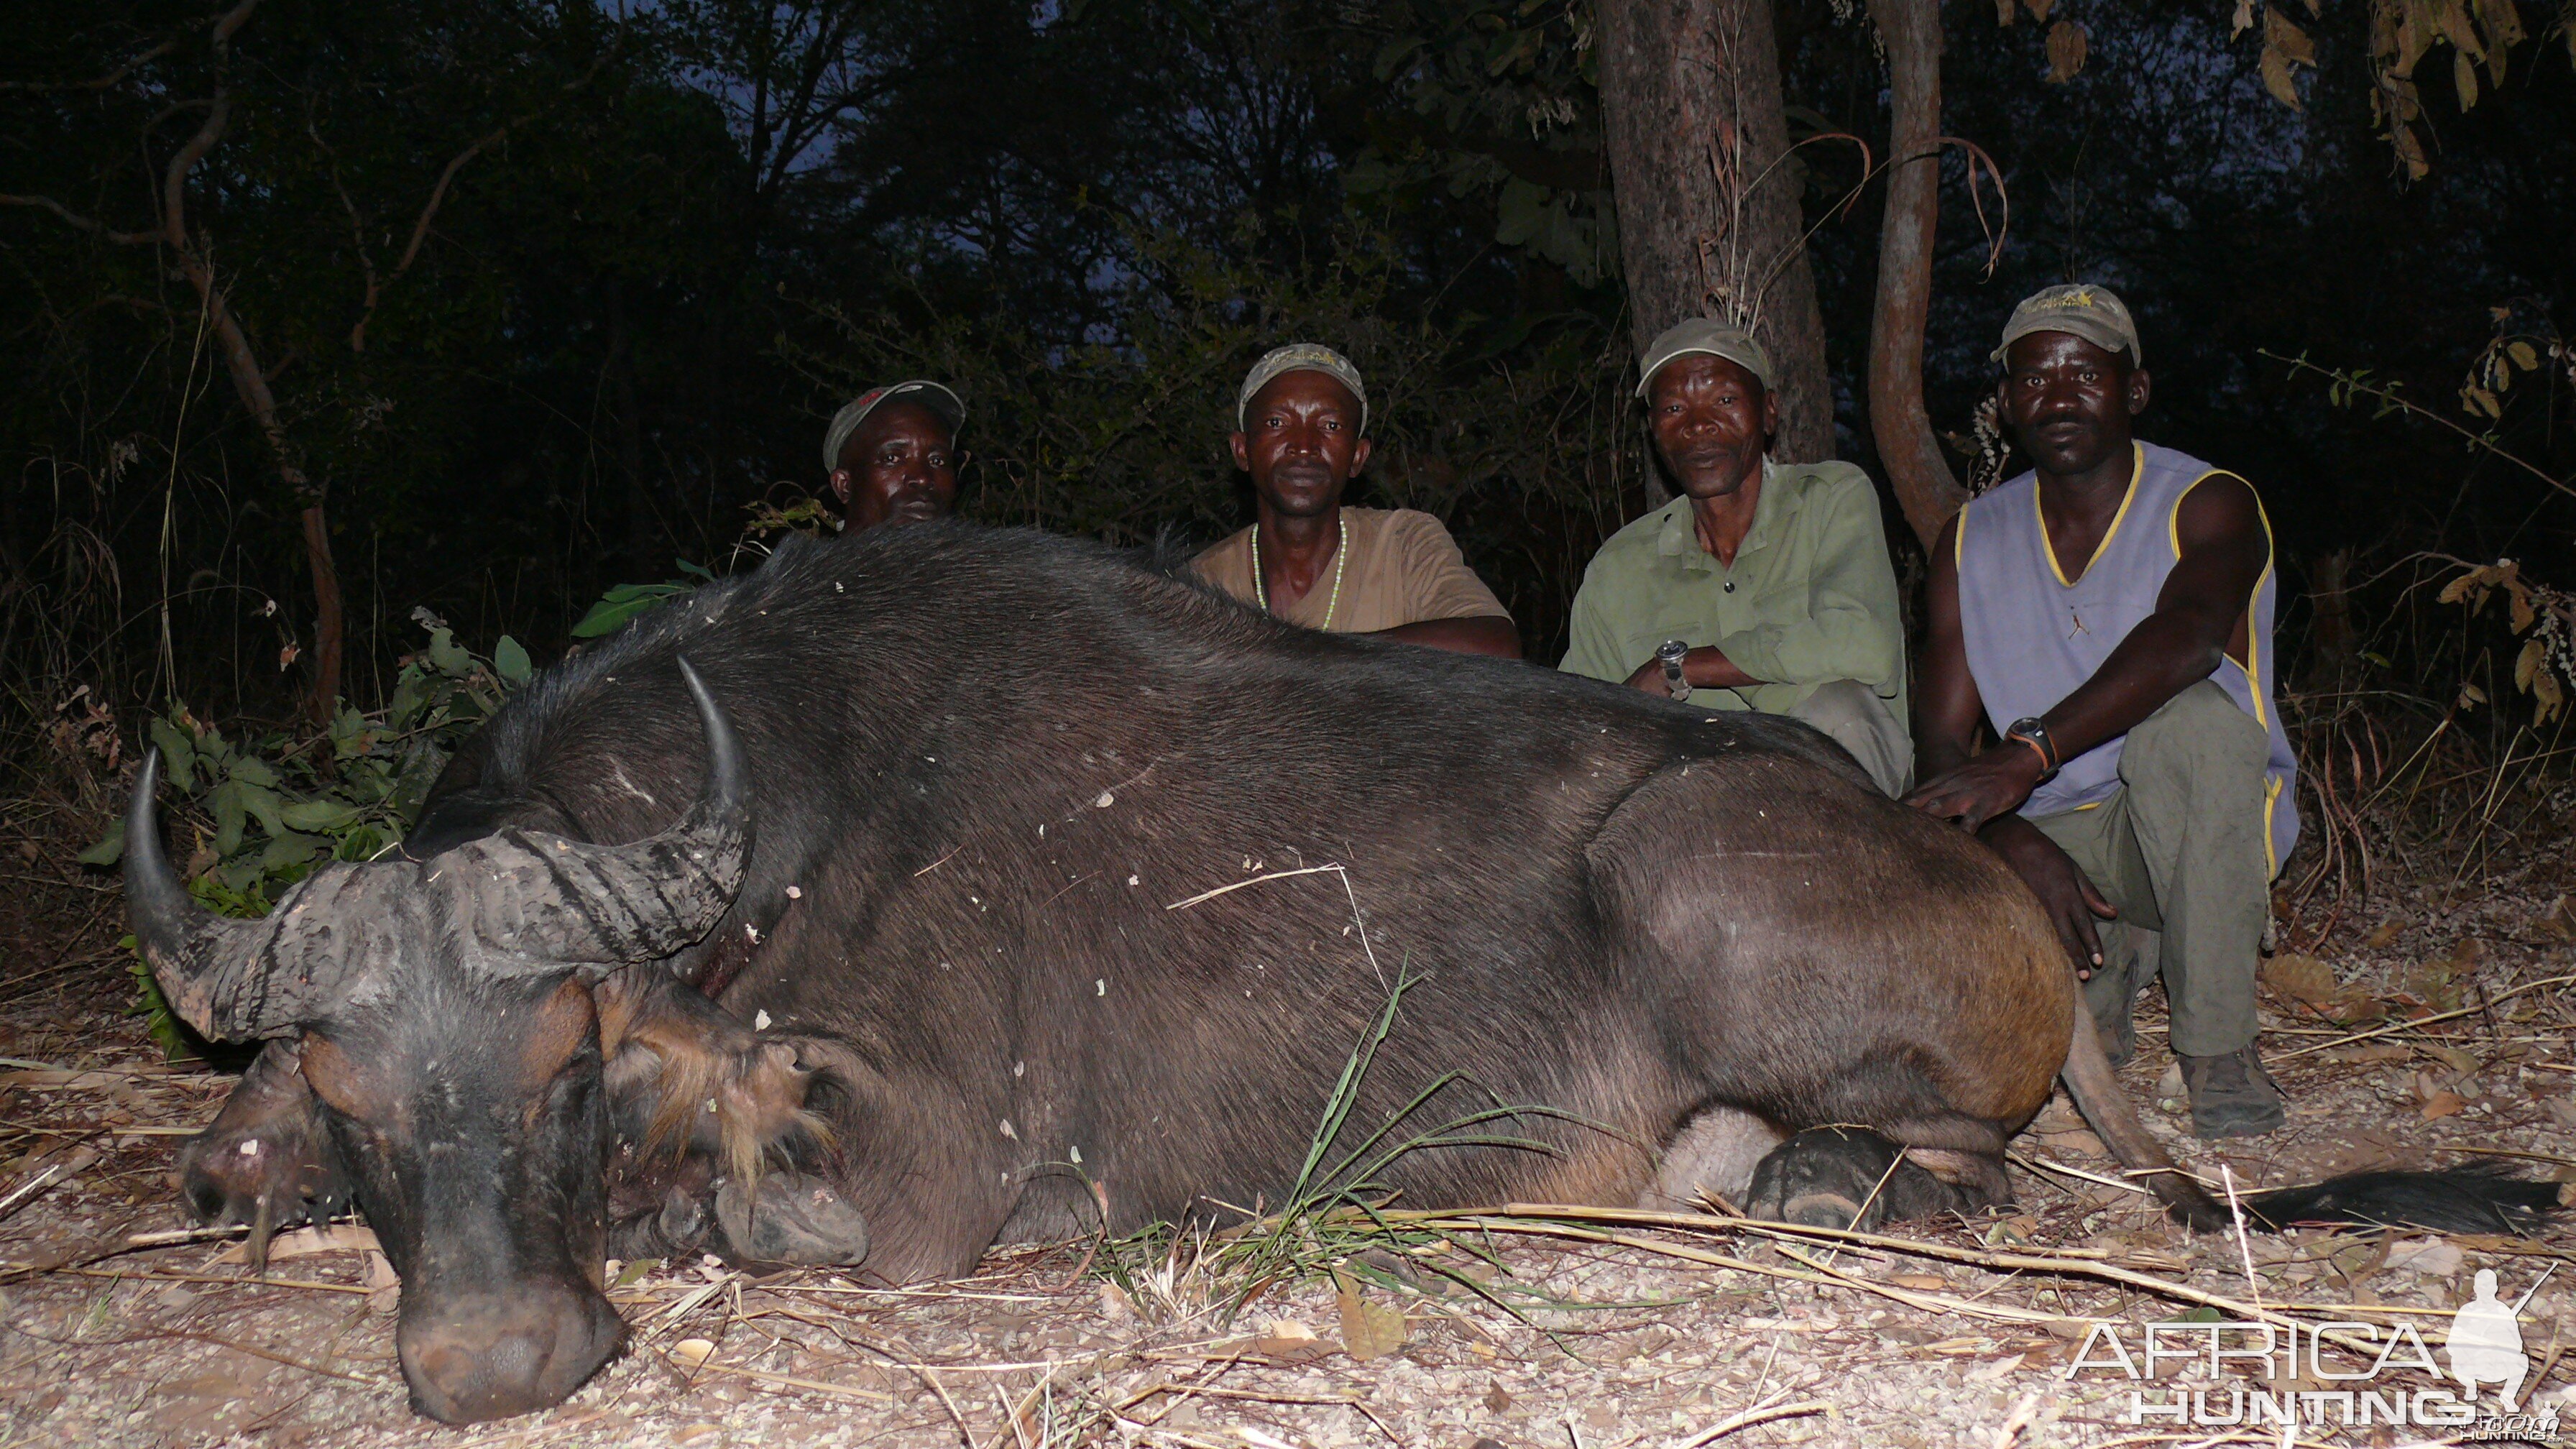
[1560,319,1910,796]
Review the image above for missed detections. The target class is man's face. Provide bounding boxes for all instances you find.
[1230,369,1371,520]
[1998,331,2150,477]
[832,400,959,530]
[1646,354,1777,501]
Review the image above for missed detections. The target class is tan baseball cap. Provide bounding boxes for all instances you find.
[1635,318,1775,395]
[823,380,966,472]
[1236,343,1368,433]
[1992,282,2143,367]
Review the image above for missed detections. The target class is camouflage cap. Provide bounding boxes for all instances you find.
[1635,317,1775,395]
[823,380,966,472]
[1236,343,1368,433]
[1992,282,2143,367]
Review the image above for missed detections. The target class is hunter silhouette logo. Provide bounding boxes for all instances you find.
[2447,1265,2552,1412]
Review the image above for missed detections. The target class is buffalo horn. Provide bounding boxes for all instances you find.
[124,750,328,1040]
[444,656,753,970]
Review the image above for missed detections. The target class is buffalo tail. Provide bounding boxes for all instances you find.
[2235,1168,2560,1235]
[2058,1013,2232,1231]
[2060,1016,2561,1236]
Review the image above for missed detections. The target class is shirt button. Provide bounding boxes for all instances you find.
[1722,581,1736,593]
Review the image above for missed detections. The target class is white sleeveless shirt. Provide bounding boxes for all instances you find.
[1957,442,2298,874]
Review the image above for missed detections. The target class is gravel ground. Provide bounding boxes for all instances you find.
[4,848,2575,1447]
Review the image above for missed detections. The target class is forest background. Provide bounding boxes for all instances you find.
[5,0,2573,870]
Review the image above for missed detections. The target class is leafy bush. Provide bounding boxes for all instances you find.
[86,612,529,1057]
[571,561,717,638]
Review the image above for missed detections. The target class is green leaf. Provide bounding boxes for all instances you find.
[78,818,126,866]
[1494,177,1547,246]
[278,797,364,833]
[494,635,532,684]
[149,718,197,794]
[127,953,195,1064]
[571,583,689,638]
[228,755,280,790]
[260,832,328,872]
[234,782,288,842]
[428,626,474,676]
[210,779,247,857]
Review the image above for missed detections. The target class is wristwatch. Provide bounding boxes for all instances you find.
[2004,716,2059,778]
[1656,639,1691,702]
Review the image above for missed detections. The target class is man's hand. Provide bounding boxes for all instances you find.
[1622,645,1760,697]
[1623,658,1678,696]
[1976,815,2115,977]
[1904,744,2048,834]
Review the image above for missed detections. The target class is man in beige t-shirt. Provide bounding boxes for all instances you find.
[1191,344,1519,658]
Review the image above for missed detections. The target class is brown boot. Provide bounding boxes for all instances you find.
[2179,1045,2286,1138]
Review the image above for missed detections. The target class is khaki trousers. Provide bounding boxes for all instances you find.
[2024,681,2276,1058]
[1785,678,1913,798]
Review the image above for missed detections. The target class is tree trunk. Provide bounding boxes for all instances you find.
[1864,0,1966,551]
[1597,0,1834,468]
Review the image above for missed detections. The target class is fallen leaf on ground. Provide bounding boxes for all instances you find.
[1336,1287,1407,1360]
[1887,1274,1949,1293]
[670,1338,717,1370]
[2263,953,2340,1004]
[2419,1089,2468,1119]
[1252,1318,1326,1361]
[2539,896,2575,942]
[2386,1236,2462,1276]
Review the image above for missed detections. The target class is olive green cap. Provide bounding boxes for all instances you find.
[1237,343,1368,433]
[1992,282,2143,367]
[1636,318,1775,395]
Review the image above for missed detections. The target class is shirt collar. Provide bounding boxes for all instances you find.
[1655,456,1782,565]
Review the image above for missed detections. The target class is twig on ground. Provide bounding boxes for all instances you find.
[1665,1390,1829,1448]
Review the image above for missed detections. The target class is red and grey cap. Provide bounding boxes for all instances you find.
[823,380,966,472]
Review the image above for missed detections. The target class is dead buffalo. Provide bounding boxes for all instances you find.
[130,523,2552,1422]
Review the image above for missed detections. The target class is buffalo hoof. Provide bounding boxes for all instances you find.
[608,1184,715,1261]
[715,1173,868,1267]
[1746,1127,1956,1231]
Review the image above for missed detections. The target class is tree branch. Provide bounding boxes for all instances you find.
[0,193,161,244]
[0,38,177,92]
[1864,0,1969,550]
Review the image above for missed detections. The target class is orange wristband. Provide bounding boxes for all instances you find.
[2010,732,2053,773]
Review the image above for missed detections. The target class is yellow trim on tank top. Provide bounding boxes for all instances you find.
[2168,468,2274,719]
[2040,443,2143,587]
[2263,773,2283,880]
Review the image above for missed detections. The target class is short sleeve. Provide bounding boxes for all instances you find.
[1192,530,1258,607]
[1386,510,1510,625]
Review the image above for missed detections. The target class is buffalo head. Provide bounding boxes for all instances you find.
[126,660,750,1422]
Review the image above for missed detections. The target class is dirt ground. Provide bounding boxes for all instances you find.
[4,809,2575,1448]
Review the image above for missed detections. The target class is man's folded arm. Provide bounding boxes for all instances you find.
[1711,475,1904,692]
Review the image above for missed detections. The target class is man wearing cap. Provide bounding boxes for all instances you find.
[1558,318,1910,796]
[1192,344,1521,658]
[824,380,967,531]
[1908,283,2298,1138]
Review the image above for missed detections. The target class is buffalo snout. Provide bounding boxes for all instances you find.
[397,1283,625,1423]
